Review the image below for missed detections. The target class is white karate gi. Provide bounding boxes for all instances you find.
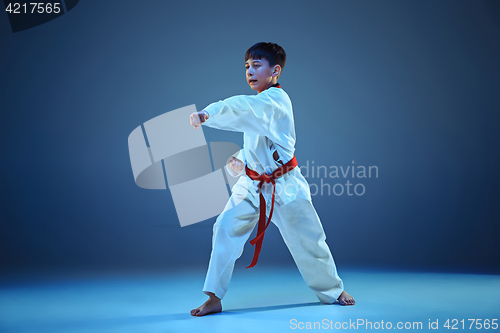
[201,85,344,303]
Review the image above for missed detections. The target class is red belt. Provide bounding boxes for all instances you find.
[245,156,298,268]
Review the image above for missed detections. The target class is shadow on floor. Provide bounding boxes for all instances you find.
[221,301,324,315]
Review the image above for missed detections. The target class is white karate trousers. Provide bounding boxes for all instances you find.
[203,186,344,304]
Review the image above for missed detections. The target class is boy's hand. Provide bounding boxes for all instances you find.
[229,156,244,173]
[190,110,209,129]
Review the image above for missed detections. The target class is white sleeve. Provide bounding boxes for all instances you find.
[201,91,279,135]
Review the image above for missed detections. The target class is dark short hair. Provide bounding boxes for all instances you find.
[245,42,286,71]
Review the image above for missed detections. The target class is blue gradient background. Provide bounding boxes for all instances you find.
[1,0,499,275]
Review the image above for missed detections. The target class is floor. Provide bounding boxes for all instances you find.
[0,266,499,332]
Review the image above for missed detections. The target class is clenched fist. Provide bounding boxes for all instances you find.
[190,110,209,129]
[228,156,244,173]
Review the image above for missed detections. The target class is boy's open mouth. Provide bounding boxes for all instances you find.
[249,80,257,84]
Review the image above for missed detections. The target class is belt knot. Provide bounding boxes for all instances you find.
[261,173,273,184]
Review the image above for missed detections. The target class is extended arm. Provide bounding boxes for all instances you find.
[201,92,279,135]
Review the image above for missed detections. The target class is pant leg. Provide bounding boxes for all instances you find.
[271,197,344,304]
[203,194,259,300]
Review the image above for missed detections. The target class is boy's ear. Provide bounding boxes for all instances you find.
[272,65,282,77]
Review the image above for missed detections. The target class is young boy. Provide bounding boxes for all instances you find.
[189,42,355,316]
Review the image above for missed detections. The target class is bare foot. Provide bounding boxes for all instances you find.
[190,293,222,317]
[337,290,355,305]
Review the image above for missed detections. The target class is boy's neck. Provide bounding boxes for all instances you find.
[258,82,281,93]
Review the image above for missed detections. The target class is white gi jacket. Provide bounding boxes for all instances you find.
[202,86,311,206]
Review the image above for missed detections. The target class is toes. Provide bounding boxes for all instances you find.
[338,297,355,306]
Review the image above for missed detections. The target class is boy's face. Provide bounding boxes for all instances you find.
[245,58,280,93]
